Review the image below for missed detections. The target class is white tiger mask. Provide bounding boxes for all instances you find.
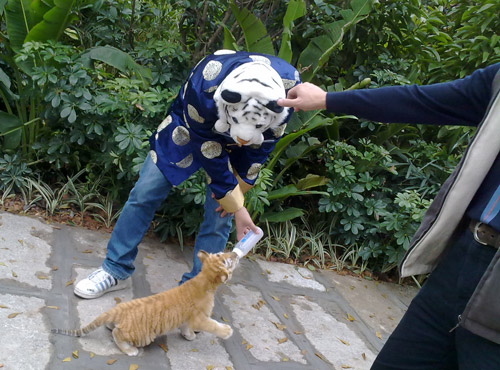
[213,62,290,146]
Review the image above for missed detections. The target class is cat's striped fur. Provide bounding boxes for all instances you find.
[52,251,238,356]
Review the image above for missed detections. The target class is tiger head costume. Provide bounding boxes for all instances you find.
[213,62,290,146]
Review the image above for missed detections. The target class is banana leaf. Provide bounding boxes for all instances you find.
[81,46,152,86]
[229,0,274,55]
[261,207,304,223]
[27,0,77,43]
[278,0,307,63]
[0,111,22,149]
[298,0,372,81]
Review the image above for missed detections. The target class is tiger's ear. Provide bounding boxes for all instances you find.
[221,90,242,104]
[265,100,284,113]
[197,250,209,263]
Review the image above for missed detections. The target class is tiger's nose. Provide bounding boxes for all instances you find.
[236,137,250,145]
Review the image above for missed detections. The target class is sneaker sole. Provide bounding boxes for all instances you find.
[74,279,130,299]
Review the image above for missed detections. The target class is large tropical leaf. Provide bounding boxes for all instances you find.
[0,0,8,15]
[278,0,307,63]
[296,174,328,190]
[5,0,75,53]
[261,207,304,223]
[222,25,238,51]
[5,0,33,52]
[267,113,331,171]
[267,185,329,201]
[26,0,76,43]
[0,67,11,89]
[298,0,372,81]
[229,0,274,55]
[81,46,152,86]
[0,111,22,149]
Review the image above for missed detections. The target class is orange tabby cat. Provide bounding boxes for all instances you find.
[52,251,238,356]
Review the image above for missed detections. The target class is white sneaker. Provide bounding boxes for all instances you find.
[74,268,130,299]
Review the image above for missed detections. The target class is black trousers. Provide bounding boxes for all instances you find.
[372,225,500,370]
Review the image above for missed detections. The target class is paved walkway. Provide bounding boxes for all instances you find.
[0,211,417,370]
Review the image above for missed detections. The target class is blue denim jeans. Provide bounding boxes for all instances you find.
[102,154,233,284]
[371,224,500,370]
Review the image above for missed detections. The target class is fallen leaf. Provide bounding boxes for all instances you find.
[338,338,350,346]
[381,293,387,299]
[293,330,303,335]
[129,365,139,370]
[65,279,75,287]
[0,262,6,266]
[12,271,17,278]
[347,313,355,322]
[72,350,79,359]
[145,255,154,260]
[241,339,247,345]
[252,300,265,310]
[107,358,117,365]
[90,352,95,358]
[8,312,20,318]
[46,306,59,310]
[51,266,58,271]
[0,305,8,309]
[278,337,288,344]
[221,316,229,322]
[283,313,289,319]
[206,366,214,370]
[62,357,71,362]
[301,350,307,355]
[315,352,327,361]
[341,365,352,369]
[82,249,93,254]
[376,332,382,339]
[37,274,50,280]
[158,343,168,352]
[114,297,121,304]
[225,367,232,370]
[271,296,280,301]
[18,239,24,245]
[272,322,286,331]
[362,353,367,360]
[266,269,271,274]
[210,339,214,345]
[281,357,289,362]
[245,344,253,350]
[349,285,355,290]
[191,349,199,352]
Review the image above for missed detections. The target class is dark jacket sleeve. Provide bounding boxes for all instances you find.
[326,63,500,126]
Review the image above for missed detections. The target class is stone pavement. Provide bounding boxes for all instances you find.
[0,211,418,370]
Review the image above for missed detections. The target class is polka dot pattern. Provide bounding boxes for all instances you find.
[201,141,222,159]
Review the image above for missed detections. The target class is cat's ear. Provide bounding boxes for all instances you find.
[197,250,209,263]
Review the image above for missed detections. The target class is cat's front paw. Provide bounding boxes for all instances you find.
[220,324,233,340]
[125,347,141,356]
[181,325,197,341]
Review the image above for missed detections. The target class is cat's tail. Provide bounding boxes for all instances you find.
[51,313,108,337]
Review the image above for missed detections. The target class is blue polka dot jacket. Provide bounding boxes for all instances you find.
[149,50,300,212]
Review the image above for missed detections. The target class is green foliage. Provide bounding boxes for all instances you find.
[2,0,499,276]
